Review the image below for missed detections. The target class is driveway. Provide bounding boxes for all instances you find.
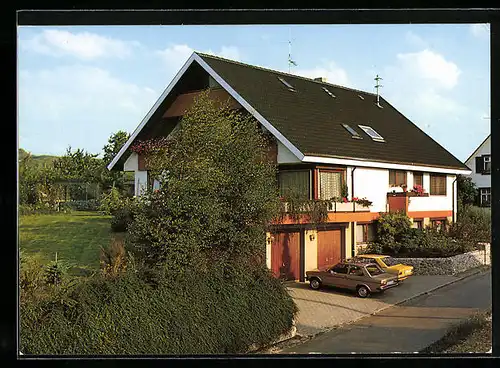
[280,270,491,354]
[288,274,467,336]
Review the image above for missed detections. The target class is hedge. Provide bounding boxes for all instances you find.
[20,265,297,355]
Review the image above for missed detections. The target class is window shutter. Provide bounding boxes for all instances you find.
[476,157,484,173]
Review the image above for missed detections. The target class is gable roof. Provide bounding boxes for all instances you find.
[109,52,470,174]
[465,134,490,164]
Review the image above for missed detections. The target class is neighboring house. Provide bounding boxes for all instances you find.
[108,52,471,281]
[464,135,491,207]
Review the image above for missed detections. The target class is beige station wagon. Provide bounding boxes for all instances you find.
[305,260,400,298]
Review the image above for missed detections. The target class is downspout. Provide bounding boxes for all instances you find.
[452,176,458,223]
[351,167,357,257]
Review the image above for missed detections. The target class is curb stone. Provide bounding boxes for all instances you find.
[262,266,490,353]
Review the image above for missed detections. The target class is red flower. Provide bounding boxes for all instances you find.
[342,197,348,203]
[352,197,359,202]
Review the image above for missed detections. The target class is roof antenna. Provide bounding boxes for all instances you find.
[288,28,297,73]
[374,74,383,107]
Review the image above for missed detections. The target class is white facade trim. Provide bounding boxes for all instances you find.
[107,53,199,171]
[302,155,471,175]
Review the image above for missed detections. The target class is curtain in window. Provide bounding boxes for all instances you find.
[430,175,446,195]
[413,172,423,187]
[279,171,310,199]
[356,224,365,244]
[319,171,342,200]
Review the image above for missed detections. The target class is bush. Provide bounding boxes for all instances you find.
[110,205,135,233]
[20,265,297,355]
[19,203,62,216]
[100,236,128,277]
[375,211,412,245]
[450,205,491,244]
[99,187,125,215]
[62,199,101,212]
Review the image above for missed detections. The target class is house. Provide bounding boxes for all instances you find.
[108,52,471,281]
[464,134,491,206]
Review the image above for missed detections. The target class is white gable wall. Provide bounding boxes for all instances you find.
[277,141,301,163]
[465,136,491,189]
[351,167,389,213]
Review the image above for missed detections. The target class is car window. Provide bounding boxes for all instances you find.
[331,264,348,274]
[348,265,364,276]
[377,257,388,268]
[365,264,384,276]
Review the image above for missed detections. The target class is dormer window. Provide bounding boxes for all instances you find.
[358,125,385,142]
[322,87,336,98]
[341,124,362,139]
[277,77,296,92]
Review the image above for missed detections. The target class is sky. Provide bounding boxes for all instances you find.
[17,24,490,162]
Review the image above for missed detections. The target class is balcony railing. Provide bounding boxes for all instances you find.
[282,201,370,213]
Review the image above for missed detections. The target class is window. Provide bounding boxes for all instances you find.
[358,125,384,142]
[365,264,384,277]
[319,170,343,200]
[430,174,447,195]
[348,265,364,276]
[475,155,491,175]
[341,124,363,139]
[431,218,447,232]
[480,188,491,206]
[277,77,296,92]
[389,170,407,187]
[413,172,423,187]
[278,170,310,200]
[322,87,336,98]
[331,263,349,274]
[356,223,376,244]
[411,219,423,229]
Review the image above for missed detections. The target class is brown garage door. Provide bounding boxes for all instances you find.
[271,232,301,280]
[317,229,342,269]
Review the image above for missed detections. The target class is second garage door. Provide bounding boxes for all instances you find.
[317,229,342,269]
[271,231,301,281]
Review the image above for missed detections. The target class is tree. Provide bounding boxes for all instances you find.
[457,174,478,207]
[101,131,130,191]
[126,91,281,274]
[103,130,130,166]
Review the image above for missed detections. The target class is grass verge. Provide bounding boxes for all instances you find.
[420,309,492,354]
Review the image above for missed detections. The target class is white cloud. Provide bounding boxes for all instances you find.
[396,49,461,90]
[156,44,241,71]
[470,24,489,39]
[18,65,157,155]
[22,29,138,60]
[294,62,351,87]
[405,31,428,49]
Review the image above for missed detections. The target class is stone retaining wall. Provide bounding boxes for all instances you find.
[384,243,490,276]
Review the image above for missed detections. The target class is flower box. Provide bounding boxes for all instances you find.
[335,202,354,212]
[354,203,370,212]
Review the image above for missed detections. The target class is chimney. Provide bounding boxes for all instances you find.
[314,77,327,83]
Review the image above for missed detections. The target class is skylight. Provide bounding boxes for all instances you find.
[342,124,363,139]
[358,125,385,142]
[277,77,296,91]
[358,95,365,100]
[322,87,336,98]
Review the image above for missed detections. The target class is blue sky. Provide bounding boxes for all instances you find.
[18,24,490,161]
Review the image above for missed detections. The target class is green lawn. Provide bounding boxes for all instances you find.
[19,211,115,274]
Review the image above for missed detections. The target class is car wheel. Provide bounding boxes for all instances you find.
[357,285,370,298]
[309,278,321,290]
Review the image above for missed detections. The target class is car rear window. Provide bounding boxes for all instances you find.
[365,264,384,276]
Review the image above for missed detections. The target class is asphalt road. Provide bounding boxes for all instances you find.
[279,270,491,354]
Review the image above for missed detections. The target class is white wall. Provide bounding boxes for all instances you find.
[123,152,138,172]
[465,136,491,188]
[351,167,389,213]
[277,141,301,164]
[407,175,455,212]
